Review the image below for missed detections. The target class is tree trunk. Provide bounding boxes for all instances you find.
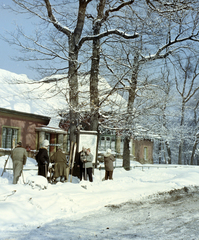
[178,140,183,165]
[123,136,130,170]
[158,140,162,164]
[190,138,198,165]
[123,52,139,169]
[165,140,171,164]
[90,0,106,131]
[67,1,88,143]
[178,100,185,165]
[68,36,79,143]
[90,34,100,131]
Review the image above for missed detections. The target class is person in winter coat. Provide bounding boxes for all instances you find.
[50,148,68,182]
[35,139,49,178]
[11,141,27,184]
[80,148,93,182]
[77,146,86,181]
[104,148,115,180]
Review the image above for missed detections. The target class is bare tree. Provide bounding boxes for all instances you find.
[172,56,199,164]
[89,0,139,131]
[2,0,199,168]
[3,0,93,143]
[4,0,138,143]
[190,93,199,164]
[99,0,199,169]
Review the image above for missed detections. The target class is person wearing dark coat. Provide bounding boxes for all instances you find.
[35,139,49,178]
[77,146,86,181]
[104,148,115,180]
[11,141,27,184]
[50,148,68,182]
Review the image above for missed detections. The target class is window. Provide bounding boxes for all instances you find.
[111,137,116,150]
[144,147,148,160]
[45,133,50,142]
[106,137,110,141]
[106,137,111,149]
[2,127,19,149]
[98,136,105,151]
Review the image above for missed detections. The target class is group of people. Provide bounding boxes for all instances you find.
[11,140,115,184]
[11,139,68,184]
[77,147,116,182]
[78,147,94,182]
[35,139,68,183]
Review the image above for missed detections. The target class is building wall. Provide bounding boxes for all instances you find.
[98,133,153,164]
[0,111,48,155]
[0,109,68,160]
[133,139,153,164]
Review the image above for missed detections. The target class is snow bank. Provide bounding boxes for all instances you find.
[1,155,199,234]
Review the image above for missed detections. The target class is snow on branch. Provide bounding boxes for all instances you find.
[12,0,71,35]
[44,0,71,36]
[140,32,199,63]
[105,0,135,15]
[145,0,194,14]
[78,30,139,50]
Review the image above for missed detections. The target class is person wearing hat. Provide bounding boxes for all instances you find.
[11,142,27,184]
[50,148,68,183]
[35,139,50,178]
[104,148,115,180]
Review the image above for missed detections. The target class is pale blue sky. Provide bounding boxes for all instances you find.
[0,0,39,79]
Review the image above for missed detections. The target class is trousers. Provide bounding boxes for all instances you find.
[82,167,93,182]
[105,170,113,180]
[13,160,23,184]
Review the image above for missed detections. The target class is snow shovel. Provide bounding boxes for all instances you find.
[70,143,77,183]
[1,155,10,177]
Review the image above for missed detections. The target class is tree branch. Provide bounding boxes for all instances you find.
[78,30,139,50]
[139,32,199,63]
[44,0,71,36]
[145,0,194,13]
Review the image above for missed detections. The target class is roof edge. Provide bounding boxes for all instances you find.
[0,107,51,122]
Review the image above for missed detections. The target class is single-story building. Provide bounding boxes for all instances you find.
[0,106,153,164]
[0,69,153,164]
[98,129,153,164]
[0,107,68,158]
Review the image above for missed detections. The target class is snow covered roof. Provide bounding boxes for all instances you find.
[0,69,127,128]
[0,69,57,126]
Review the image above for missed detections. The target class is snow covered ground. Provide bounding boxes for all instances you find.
[1,156,199,240]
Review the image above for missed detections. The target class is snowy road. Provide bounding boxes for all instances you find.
[3,186,199,240]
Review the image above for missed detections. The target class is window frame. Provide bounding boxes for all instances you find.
[2,126,20,149]
[144,146,148,160]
